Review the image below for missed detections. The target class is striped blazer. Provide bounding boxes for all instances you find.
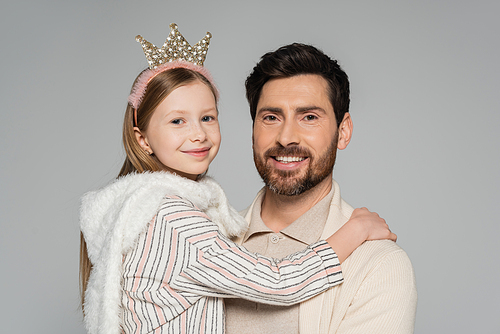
[121,195,343,334]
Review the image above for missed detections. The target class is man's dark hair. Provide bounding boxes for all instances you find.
[245,43,350,127]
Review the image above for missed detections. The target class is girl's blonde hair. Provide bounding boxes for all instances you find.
[79,67,218,311]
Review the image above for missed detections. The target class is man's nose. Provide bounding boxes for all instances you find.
[277,119,300,147]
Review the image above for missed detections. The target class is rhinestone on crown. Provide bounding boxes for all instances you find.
[135,23,212,69]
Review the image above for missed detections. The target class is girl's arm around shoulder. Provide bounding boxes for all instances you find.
[157,196,344,306]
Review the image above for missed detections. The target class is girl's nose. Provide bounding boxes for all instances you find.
[191,123,207,142]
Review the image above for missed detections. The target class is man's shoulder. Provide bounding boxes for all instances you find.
[362,240,412,264]
[345,240,415,282]
[238,206,251,217]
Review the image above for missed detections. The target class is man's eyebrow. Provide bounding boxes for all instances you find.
[256,107,283,114]
[256,106,328,116]
[296,106,327,114]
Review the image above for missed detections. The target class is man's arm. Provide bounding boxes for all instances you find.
[337,248,417,334]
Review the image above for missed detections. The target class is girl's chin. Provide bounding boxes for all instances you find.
[162,167,206,181]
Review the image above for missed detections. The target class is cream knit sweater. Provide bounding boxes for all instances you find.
[237,180,417,334]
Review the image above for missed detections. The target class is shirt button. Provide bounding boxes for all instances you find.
[270,234,280,244]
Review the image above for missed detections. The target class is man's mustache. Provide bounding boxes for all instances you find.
[264,146,312,159]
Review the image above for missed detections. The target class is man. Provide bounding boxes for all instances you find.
[225,44,417,334]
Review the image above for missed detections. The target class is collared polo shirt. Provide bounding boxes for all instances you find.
[225,188,334,334]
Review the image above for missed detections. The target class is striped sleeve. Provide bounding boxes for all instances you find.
[163,196,344,306]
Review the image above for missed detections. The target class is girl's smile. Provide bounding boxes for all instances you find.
[182,147,212,157]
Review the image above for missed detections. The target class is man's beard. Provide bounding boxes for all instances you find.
[253,134,338,196]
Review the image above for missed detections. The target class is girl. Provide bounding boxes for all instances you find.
[80,25,396,334]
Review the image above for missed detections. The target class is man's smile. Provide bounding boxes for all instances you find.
[273,156,306,163]
[268,155,309,171]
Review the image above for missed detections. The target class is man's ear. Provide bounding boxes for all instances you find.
[134,127,153,155]
[337,113,353,150]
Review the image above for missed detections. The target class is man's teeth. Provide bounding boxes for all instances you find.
[275,156,305,163]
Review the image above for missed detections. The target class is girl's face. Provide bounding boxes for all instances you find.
[135,80,221,180]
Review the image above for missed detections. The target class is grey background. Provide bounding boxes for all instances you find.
[1,0,499,333]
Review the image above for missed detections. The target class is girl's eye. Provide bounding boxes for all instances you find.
[171,119,184,125]
[202,116,215,122]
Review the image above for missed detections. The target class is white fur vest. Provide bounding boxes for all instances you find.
[80,172,248,334]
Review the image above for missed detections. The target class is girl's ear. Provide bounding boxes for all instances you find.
[337,113,353,150]
[134,127,153,155]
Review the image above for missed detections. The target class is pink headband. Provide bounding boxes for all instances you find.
[128,61,219,126]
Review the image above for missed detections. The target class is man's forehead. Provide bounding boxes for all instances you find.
[257,74,333,111]
[263,74,328,92]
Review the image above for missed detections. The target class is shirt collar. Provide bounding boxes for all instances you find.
[242,187,334,245]
[242,190,272,242]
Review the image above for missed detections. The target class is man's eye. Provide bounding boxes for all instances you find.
[304,115,317,121]
[264,115,277,121]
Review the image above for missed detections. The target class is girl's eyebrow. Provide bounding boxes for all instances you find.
[163,107,218,119]
[165,109,188,115]
[162,109,186,120]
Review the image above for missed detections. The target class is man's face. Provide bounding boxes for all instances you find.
[252,74,340,196]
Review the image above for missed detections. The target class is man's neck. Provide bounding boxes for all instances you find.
[260,175,333,232]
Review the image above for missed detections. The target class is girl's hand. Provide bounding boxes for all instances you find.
[325,207,396,263]
[349,207,397,242]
